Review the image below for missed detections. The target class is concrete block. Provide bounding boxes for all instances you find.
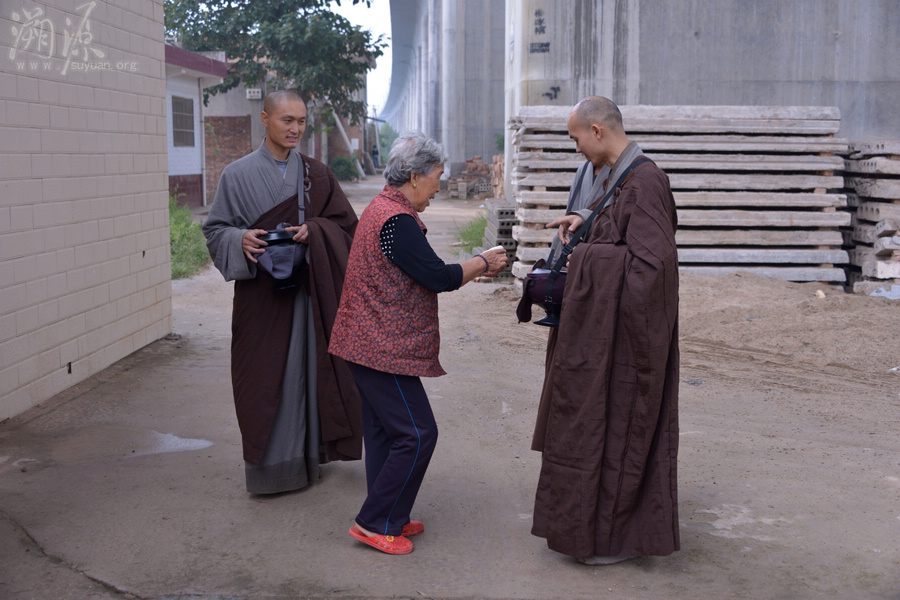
[16,305,39,336]
[46,272,67,298]
[59,339,79,366]
[25,278,48,306]
[6,100,29,125]
[0,207,8,233]
[34,251,57,279]
[0,334,28,369]
[136,268,150,291]
[53,129,83,152]
[86,108,105,130]
[94,88,110,110]
[38,79,60,105]
[109,234,137,257]
[74,244,93,268]
[90,240,110,264]
[29,154,53,178]
[49,105,68,128]
[75,85,94,109]
[0,153,33,180]
[113,214,142,237]
[0,366,18,398]
[3,231,37,261]
[111,257,132,281]
[81,219,101,244]
[0,282,26,315]
[55,247,76,273]
[12,253,36,280]
[29,103,51,127]
[0,72,16,99]
[10,205,33,231]
[38,299,59,327]
[84,305,109,331]
[0,313,15,344]
[62,221,83,247]
[104,155,120,175]
[79,131,100,152]
[100,69,119,93]
[14,75,39,101]
[63,273,87,302]
[51,154,73,178]
[0,388,32,421]
[1,127,42,154]
[119,154,134,174]
[40,177,69,202]
[34,201,71,228]
[17,348,60,386]
[66,313,85,339]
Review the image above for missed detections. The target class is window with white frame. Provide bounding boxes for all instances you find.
[172,96,195,147]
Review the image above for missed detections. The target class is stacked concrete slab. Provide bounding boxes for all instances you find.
[844,142,900,291]
[473,199,516,282]
[507,105,850,284]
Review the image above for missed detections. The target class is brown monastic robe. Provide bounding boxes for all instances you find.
[203,144,361,470]
[531,159,680,559]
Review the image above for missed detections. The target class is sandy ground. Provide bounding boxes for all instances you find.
[1,178,899,600]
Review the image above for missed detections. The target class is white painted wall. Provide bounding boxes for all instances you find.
[166,75,202,176]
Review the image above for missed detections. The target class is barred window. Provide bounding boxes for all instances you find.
[172,96,195,147]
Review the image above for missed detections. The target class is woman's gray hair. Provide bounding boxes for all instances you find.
[383,131,449,187]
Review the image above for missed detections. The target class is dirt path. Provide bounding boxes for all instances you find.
[1,180,898,599]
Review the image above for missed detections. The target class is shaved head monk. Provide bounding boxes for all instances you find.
[202,90,362,494]
[530,96,681,565]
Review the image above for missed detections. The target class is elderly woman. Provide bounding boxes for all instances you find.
[329,132,507,555]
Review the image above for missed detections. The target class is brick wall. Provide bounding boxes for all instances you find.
[205,115,252,203]
[169,174,203,208]
[0,0,171,419]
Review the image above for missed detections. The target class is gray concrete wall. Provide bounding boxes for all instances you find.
[386,0,505,168]
[440,0,506,166]
[506,0,638,111]
[1,0,171,419]
[506,0,900,142]
[636,0,900,141]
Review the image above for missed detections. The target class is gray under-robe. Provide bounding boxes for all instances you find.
[547,142,645,266]
[203,141,321,494]
[546,159,610,265]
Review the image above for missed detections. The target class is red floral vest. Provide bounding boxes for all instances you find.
[329,186,445,377]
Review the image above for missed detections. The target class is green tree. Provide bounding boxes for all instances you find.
[379,121,398,159]
[164,0,385,123]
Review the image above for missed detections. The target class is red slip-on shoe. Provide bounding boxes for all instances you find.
[348,525,413,555]
[401,520,424,537]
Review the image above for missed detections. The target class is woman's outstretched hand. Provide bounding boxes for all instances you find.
[481,247,508,277]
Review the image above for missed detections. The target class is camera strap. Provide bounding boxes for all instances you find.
[296,152,309,226]
[543,155,652,303]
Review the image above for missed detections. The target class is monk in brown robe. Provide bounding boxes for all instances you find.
[202,90,361,494]
[531,96,680,565]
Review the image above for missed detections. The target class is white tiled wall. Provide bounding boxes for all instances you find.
[0,0,171,419]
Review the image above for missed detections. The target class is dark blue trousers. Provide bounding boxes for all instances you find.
[348,362,438,536]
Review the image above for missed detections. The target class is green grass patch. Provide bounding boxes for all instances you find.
[455,212,488,254]
[330,155,357,181]
[169,194,210,279]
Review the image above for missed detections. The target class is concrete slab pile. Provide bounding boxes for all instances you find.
[507,105,851,286]
[843,141,900,293]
